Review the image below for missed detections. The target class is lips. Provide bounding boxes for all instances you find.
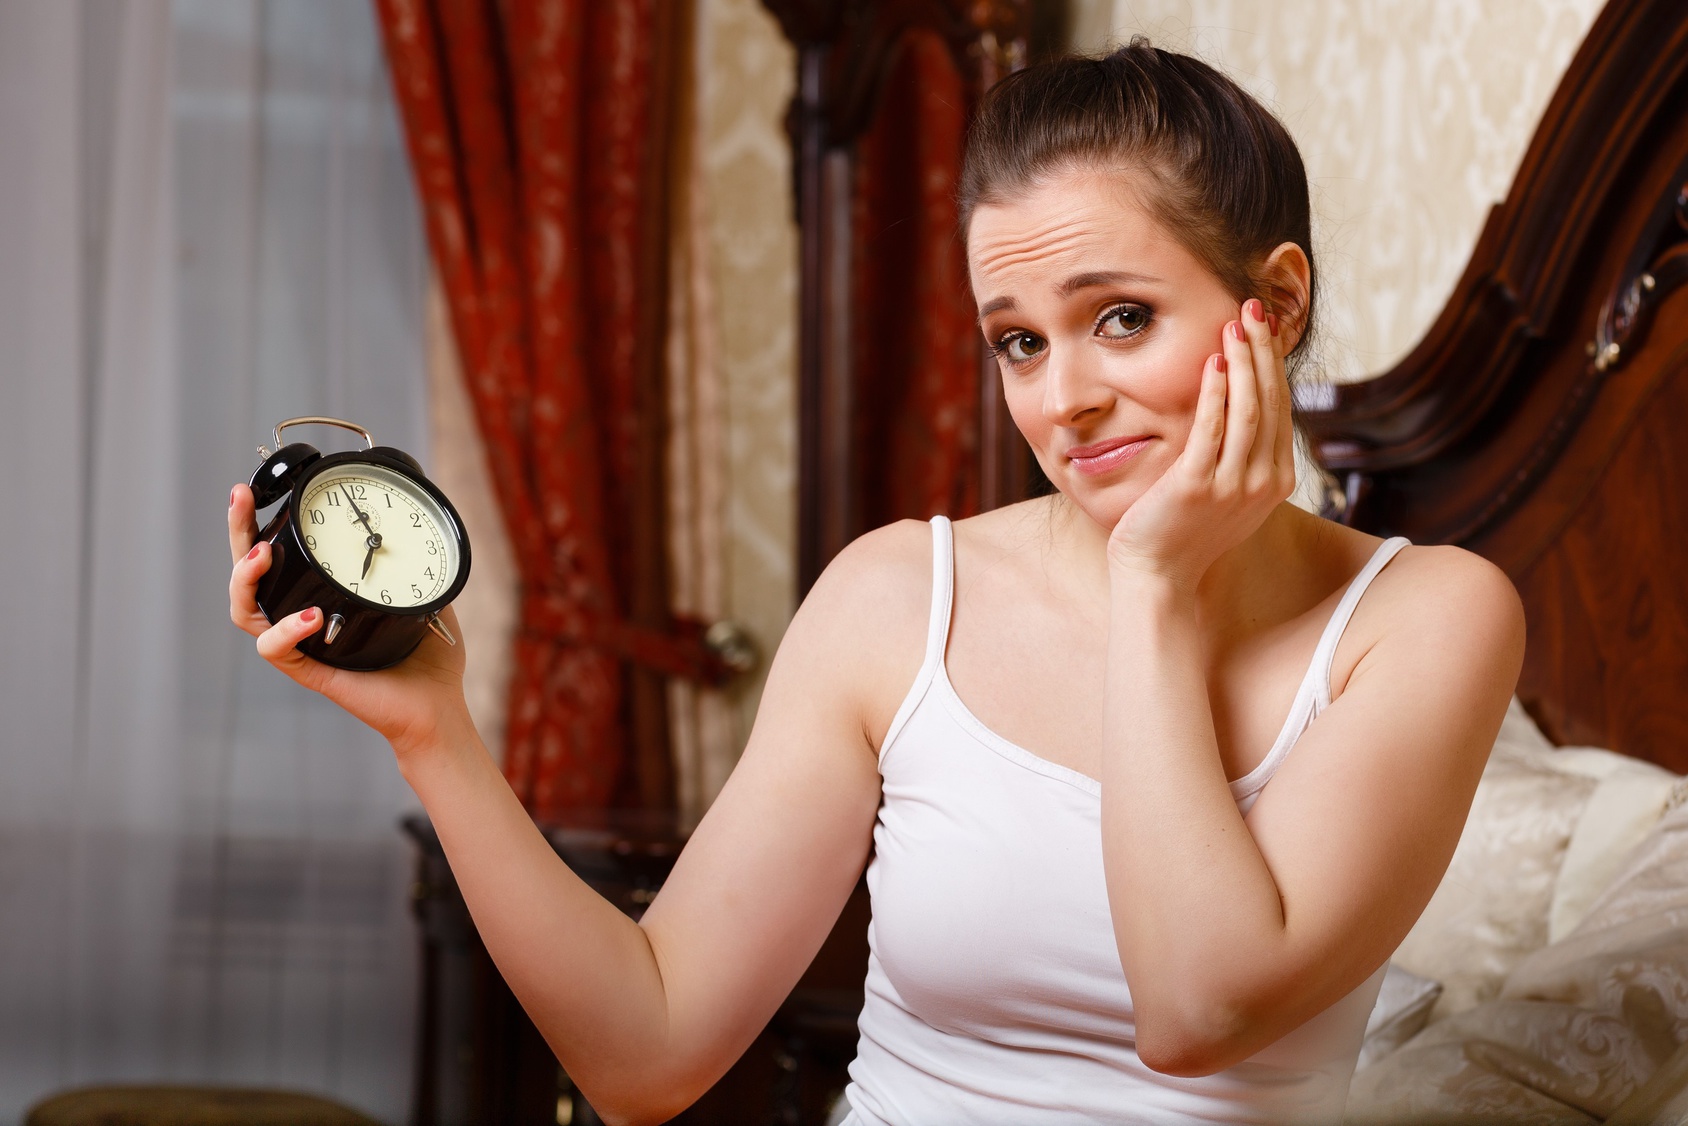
[1065,434,1152,477]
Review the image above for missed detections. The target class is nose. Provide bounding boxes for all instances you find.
[1040,343,1112,426]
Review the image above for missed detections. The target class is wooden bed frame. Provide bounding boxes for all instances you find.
[1302,0,1688,771]
[768,0,1688,769]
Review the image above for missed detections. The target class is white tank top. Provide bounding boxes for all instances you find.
[840,517,1410,1125]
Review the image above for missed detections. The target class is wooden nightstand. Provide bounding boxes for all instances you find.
[403,812,867,1125]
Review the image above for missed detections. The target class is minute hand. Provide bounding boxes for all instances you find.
[342,485,383,578]
[342,485,377,536]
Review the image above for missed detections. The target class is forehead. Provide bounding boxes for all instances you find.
[967,169,1189,299]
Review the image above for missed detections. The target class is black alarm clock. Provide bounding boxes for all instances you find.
[249,416,471,670]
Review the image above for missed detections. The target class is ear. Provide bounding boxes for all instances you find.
[1259,242,1312,353]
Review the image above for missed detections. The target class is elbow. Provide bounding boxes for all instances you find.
[1135,1036,1239,1079]
[572,1063,718,1126]
[592,1106,674,1126]
[1132,998,1255,1078]
[582,1093,689,1126]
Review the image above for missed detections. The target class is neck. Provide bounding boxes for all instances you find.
[1046,496,1313,638]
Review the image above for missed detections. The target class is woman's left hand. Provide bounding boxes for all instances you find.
[1105,298,1297,593]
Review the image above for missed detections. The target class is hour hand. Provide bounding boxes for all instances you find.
[362,540,376,579]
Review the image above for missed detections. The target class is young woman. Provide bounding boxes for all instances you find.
[228,42,1523,1125]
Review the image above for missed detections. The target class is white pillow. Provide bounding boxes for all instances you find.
[1391,698,1595,1020]
[1350,795,1688,1124]
[1356,962,1441,1071]
[1542,746,1684,942]
[1392,698,1685,1022]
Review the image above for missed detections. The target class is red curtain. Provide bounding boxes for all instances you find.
[852,31,981,524]
[376,0,703,814]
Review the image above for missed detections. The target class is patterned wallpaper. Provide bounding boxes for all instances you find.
[1070,0,1605,382]
[695,0,799,770]
[434,0,1604,790]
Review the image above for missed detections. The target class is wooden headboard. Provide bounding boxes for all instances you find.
[1302,0,1688,771]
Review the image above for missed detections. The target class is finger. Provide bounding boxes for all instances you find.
[1181,352,1228,480]
[229,484,259,565]
[1241,299,1282,475]
[1267,311,1296,468]
[229,539,274,637]
[1216,318,1259,485]
[256,606,325,672]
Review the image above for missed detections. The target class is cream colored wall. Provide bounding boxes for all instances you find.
[694,0,799,778]
[1068,0,1605,382]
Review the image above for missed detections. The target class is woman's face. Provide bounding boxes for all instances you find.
[968,165,1244,531]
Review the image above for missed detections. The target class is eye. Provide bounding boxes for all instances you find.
[992,331,1046,364]
[1096,304,1151,338]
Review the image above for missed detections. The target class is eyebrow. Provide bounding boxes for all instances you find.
[1059,270,1161,295]
[975,270,1164,323]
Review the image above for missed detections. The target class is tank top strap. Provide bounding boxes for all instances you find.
[1229,535,1413,808]
[1310,536,1411,709]
[878,516,957,766]
[923,516,957,669]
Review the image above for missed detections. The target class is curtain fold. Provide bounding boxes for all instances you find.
[851,30,981,527]
[375,0,705,814]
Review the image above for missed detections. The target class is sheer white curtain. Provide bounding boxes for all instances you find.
[0,1,428,1121]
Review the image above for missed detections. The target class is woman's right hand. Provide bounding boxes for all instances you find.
[228,482,471,759]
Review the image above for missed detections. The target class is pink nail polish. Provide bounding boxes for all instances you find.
[245,544,262,561]
[1246,299,1264,322]
[1214,353,1228,373]
[1229,321,1245,341]
[1267,313,1280,336]
[229,486,238,507]
[301,608,319,624]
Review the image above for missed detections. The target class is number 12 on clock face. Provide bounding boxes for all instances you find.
[296,462,460,609]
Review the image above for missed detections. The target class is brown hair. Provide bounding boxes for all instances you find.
[960,38,1318,367]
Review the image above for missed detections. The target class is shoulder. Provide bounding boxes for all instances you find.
[1370,541,1525,651]
[779,519,938,746]
[799,518,934,631]
[1333,537,1526,710]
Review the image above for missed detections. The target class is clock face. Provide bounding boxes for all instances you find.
[296,462,461,609]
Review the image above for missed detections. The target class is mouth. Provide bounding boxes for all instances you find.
[1065,434,1153,477]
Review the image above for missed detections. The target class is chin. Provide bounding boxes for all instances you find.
[1051,475,1141,532]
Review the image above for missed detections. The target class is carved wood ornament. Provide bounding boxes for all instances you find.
[1302,0,1688,767]
[762,0,1035,593]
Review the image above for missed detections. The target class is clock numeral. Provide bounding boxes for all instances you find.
[410,512,423,528]
[349,483,368,500]
[383,492,393,508]
[424,567,434,580]
[325,491,340,507]
[321,561,334,577]
[309,509,325,525]
[349,582,359,594]
[380,589,393,605]
[411,584,423,599]
[305,534,317,550]
[425,540,437,555]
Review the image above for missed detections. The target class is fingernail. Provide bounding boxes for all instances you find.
[1229,321,1245,341]
[1267,313,1280,336]
[1214,353,1228,373]
[301,608,319,624]
[1246,299,1264,322]
[245,543,262,561]
[229,486,238,507]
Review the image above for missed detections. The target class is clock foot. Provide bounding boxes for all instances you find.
[324,613,345,645]
[426,613,457,646]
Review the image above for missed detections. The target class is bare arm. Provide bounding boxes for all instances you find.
[1096,301,1525,1074]
[1103,553,1522,1074]
[228,491,925,1123]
